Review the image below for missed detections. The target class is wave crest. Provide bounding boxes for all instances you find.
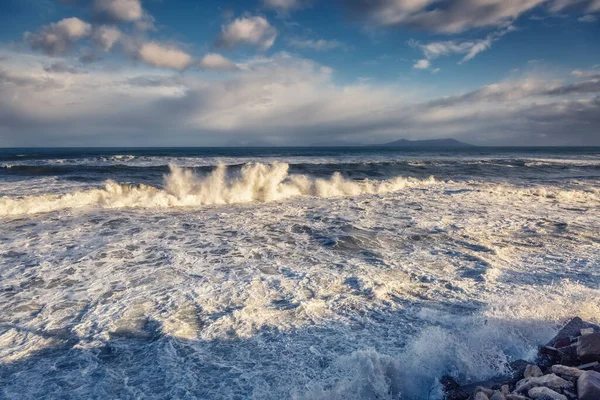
[0,162,436,216]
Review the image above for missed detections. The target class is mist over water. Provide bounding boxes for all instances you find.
[1,147,599,399]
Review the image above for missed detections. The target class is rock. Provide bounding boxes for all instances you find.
[475,386,496,397]
[557,344,579,367]
[581,328,595,336]
[546,317,600,347]
[501,385,510,395]
[577,332,600,363]
[527,387,567,400]
[441,375,469,400]
[524,365,543,378]
[578,361,600,371]
[490,392,506,400]
[515,374,573,394]
[553,337,572,349]
[506,395,530,400]
[550,365,582,381]
[474,392,490,400]
[577,370,600,400]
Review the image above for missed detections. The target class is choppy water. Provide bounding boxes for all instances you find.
[1,147,599,399]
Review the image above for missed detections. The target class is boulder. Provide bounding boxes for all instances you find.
[550,365,582,381]
[515,374,573,394]
[441,375,469,400]
[527,387,567,400]
[524,365,543,378]
[577,332,600,363]
[475,387,496,397]
[506,395,530,400]
[546,317,600,347]
[474,392,490,400]
[489,392,506,400]
[577,370,600,400]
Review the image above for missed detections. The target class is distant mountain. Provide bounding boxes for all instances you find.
[379,138,475,147]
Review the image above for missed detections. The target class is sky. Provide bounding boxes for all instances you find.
[0,0,599,147]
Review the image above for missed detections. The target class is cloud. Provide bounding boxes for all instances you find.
[550,0,600,13]
[215,16,278,50]
[338,0,546,33]
[413,59,430,69]
[263,0,311,13]
[92,25,122,51]
[409,27,513,69]
[578,14,598,22]
[1,52,599,147]
[43,62,86,74]
[288,38,345,51]
[93,0,143,22]
[25,17,92,56]
[572,69,600,79]
[198,53,239,71]
[137,42,194,70]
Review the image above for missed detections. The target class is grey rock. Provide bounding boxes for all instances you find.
[577,332,600,363]
[546,317,600,347]
[506,395,530,400]
[501,385,510,395]
[474,392,490,400]
[524,365,543,378]
[578,370,600,400]
[550,365,582,381]
[527,387,567,400]
[490,392,506,400]
[475,386,496,397]
[515,374,573,393]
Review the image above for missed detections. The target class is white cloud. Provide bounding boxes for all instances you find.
[339,0,546,33]
[288,38,345,51]
[216,16,278,50]
[1,52,600,147]
[413,59,430,69]
[92,25,122,52]
[198,53,239,71]
[410,27,514,69]
[578,14,598,22]
[93,0,143,22]
[137,42,193,70]
[25,17,92,56]
[263,0,310,12]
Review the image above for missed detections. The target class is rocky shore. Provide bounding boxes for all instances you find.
[443,317,600,400]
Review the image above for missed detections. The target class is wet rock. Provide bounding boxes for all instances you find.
[490,392,506,400]
[524,365,543,378]
[475,386,496,397]
[501,385,510,395]
[577,370,600,400]
[527,387,567,400]
[550,365,582,381]
[441,375,469,400]
[578,361,600,371]
[557,345,580,367]
[546,317,600,347]
[577,332,600,363]
[474,392,490,400]
[515,374,573,394]
[506,395,530,400]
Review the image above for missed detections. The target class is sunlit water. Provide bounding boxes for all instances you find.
[1,147,599,399]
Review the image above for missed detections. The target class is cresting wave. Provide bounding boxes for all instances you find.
[0,162,437,216]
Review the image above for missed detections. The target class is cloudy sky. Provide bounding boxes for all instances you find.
[1,0,599,146]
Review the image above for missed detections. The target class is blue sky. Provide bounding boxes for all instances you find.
[1,0,599,146]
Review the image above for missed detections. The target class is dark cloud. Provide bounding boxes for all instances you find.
[43,61,87,74]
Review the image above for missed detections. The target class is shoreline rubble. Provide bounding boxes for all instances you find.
[443,317,600,400]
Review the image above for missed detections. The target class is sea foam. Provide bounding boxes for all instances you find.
[0,162,436,216]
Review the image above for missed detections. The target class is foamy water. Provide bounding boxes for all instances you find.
[1,147,599,399]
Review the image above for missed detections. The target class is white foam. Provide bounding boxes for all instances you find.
[0,162,437,216]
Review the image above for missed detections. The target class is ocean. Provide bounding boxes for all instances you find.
[1,147,599,399]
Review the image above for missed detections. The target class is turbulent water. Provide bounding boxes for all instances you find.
[1,147,599,400]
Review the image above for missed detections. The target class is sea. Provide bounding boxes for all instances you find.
[0,147,599,400]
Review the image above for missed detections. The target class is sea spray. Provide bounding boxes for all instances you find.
[0,162,436,216]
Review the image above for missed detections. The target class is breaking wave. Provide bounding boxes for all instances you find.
[0,162,437,216]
